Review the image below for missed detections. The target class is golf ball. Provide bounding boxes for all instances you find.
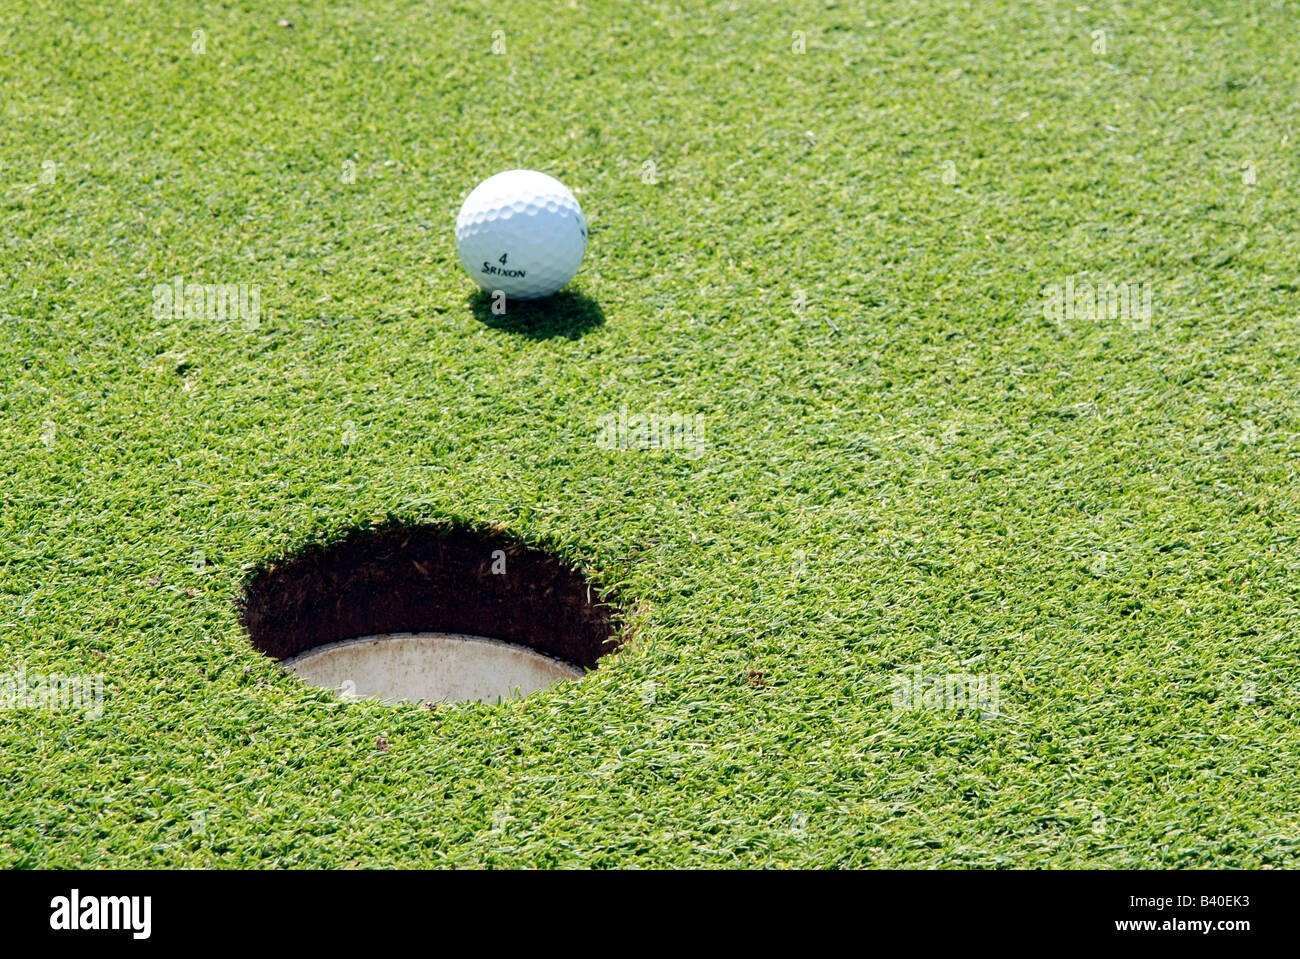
[454,170,587,300]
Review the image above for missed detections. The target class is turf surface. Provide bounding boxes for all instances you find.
[2,0,1299,867]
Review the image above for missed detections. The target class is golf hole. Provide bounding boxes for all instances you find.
[240,524,621,705]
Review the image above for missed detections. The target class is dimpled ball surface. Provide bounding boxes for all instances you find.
[454,170,588,300]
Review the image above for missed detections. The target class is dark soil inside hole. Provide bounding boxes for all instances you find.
[241,524,620,670]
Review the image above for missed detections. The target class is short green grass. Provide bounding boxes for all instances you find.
[2,0,1299,867]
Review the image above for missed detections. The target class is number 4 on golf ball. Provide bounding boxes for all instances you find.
[454,170,587,300]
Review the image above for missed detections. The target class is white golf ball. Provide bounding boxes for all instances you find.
[454,170,587,300]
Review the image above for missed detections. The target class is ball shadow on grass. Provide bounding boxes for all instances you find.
[468,288,605,340]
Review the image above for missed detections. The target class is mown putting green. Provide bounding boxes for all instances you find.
[1,1,1298,867]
